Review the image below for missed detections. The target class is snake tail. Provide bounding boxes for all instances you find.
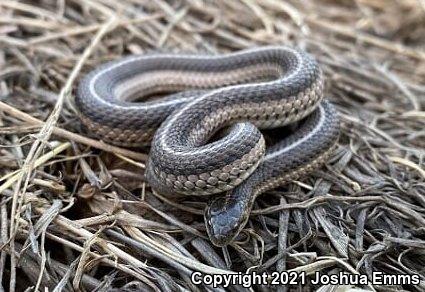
[75,46,340,246]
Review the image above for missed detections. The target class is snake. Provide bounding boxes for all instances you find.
[76,46,340,246]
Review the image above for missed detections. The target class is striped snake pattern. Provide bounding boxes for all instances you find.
[76,46,340,246]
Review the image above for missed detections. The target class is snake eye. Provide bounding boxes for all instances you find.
[207,196,227,215]
[204,193,249,247]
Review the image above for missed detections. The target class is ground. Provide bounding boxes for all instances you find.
[0,0,424,291]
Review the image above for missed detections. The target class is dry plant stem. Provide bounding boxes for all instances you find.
[72,228,101,291]
[388,156,425,179]
[29,13,164,45]
[5,4,117,291]
[0,0,67,22]
[251,194,425,225]
[0,101,147,161]
[276,197,289,292]
[0,199,7,290]
[45,232,157,288]
[0,142,71,194]
[33,208,160,290]
[123,226,236,275]
[305,17,425,61]
[0,0,424,290]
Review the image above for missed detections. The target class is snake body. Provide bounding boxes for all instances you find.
[76,46,340,246]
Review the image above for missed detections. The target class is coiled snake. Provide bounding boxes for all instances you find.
[76,46,340,246]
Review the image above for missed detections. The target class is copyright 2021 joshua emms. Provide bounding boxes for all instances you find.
[191,271,420,288]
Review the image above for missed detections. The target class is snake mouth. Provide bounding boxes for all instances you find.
[75,46,338,248]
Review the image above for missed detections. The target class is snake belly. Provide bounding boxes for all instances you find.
[76,46,340,246]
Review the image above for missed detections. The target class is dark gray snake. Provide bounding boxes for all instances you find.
[76,46,340,246]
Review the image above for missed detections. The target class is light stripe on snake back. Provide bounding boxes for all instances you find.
[75,46,340,246]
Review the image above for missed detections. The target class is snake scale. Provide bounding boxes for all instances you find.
[76,46,340,246]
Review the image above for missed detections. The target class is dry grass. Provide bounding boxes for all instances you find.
[0,0,424,291]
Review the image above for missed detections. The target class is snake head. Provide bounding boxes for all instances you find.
[204,187,252,247]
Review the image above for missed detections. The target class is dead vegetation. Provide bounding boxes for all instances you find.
[0,0,424,291]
